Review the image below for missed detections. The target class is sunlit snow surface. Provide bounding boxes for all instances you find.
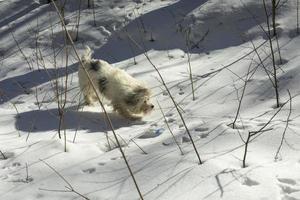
[0,0,300,199]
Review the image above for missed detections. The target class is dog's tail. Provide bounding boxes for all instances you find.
[81,45,93,63]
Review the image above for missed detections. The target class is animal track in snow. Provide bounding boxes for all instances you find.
[162,91,168,96]
[12,162,21,167]
[182,136,191,143]
[110,157,122,161]
[194,127,209,132]
[279,184,300,194]
[200,133,209,138]
[165,113,173,117]
[242,177,260,186]
[0,151,14,160]
[166,117,175,123]
[98,162,106,166]
[12,100,25,104]
[82,168,96,174]
[277,177,300,200]
[138,127,164,139]
[2,162,22,170]
[278,178,297,185]
[257,123,265,127]
[283,196,300,200]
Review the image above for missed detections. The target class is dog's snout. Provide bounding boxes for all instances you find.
[151,105,154,109]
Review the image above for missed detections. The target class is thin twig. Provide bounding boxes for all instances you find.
[297,0,299,34]
[275,34,282,64]
[129,139,148,154]
[39,159,89,200]
[250,40,275,88]
[0,150,6,159]
[263,0,280,108]
[186,28,195,101]
[92,0,96,26]
[274,90,292,160]
[75,0,82,41]
[231,61,252,129]
[11,31,33,70]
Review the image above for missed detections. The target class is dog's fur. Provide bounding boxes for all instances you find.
[78,46,154,120]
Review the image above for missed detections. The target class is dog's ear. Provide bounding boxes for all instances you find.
[125,87,149,106]
[134,87,149,97]
[90,60,100,71]
[81,46,93,64]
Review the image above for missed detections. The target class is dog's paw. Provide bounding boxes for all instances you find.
[83,100,94,106]
[125,114,142,121]
[129,116,142,121]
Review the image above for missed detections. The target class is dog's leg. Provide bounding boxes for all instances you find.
[81,85,94,105]
[83,95,93,105]
[113,104,141,120]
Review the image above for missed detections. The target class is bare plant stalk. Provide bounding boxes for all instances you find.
[125,29,137,65]
[35,16,40,71]
[10,102,21,137]
[275,34,282,64]
[274,90,292,160]
[297,0,299,34]
[242,92,294,167]
[63,120,67,152]
[75,0,82,41]
[51,5,70,148]
[101,112,112,151]
[191,29,209,49]
[250,40,275,88]
[51,1,144,198]
[26,120,35,142]
[272,0,277,36]
[129,139,147,154]
[149,31,155,42]
[35,87,42,110]
[263,0,280,108]
[232,62,252,129]
[59,0,67,20]
[134,9,147,33]
[105,132,112,151]
[11,32,33,70]
[25,163,30,182]
[242,132,251,168]
[186,28,195,101]
[49,12,62,139]
[11,102,20,116]
[72,94,83,143]
[242,128,274,168]
[61,36,69,152]
[157,101,184,155]
[38,45,46,69]
[39,159,90,200]
[0,150,6,159]
[126,33,203,165]
[92,0,96,26]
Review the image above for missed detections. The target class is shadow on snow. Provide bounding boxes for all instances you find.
[15,106,145,133]
[94,0,266,63]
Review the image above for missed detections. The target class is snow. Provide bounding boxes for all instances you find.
[0,0,300,199]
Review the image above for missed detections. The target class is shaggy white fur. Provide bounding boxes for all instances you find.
[78,46,154,120]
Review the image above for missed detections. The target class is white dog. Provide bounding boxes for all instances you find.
[78,46,154,120]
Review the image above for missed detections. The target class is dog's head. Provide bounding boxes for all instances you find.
[125,86,154,115]
[81,46,93,63]
[80,46,101,71]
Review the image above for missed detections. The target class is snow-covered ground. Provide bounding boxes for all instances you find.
[0,0,300,199]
